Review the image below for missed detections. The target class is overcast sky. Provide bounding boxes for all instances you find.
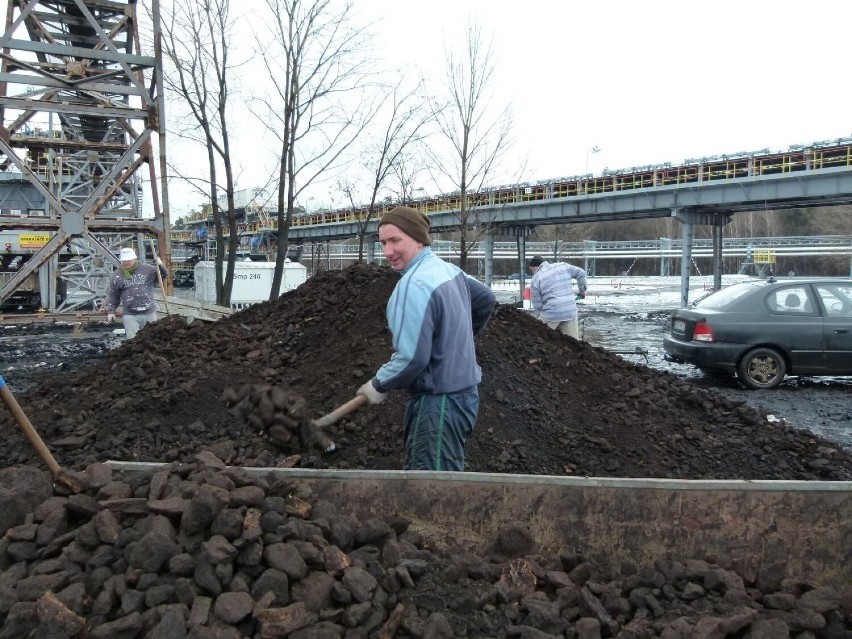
[162,0,852,218]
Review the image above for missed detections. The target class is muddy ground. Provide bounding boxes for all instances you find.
[1,263,850,479]
[582,307,852,450]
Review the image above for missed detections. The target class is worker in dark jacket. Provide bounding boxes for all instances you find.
[105,247,168,339]
[356,206,496,471]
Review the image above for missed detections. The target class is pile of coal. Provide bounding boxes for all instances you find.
[0,263,851,480]
[0,459,848,638]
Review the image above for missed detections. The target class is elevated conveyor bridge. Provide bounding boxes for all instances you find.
[171,137,852,246]
[224,137,852,241]
[263,137,852,305]
[168,137,852,307]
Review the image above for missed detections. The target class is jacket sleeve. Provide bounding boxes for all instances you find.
[373,283,434,393]
[571,265,588,294]
[158,263,169,279]
[105,274,121,312]
[530,274,543,311]
[466,276,496,335]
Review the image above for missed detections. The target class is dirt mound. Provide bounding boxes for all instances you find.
[1,263,850,480]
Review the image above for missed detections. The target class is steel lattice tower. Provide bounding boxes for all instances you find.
[0,0,168,312]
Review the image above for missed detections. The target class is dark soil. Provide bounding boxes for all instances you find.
[1,263,850,480]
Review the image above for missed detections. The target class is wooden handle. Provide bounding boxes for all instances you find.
[313,395,368,429]
[0,376,61,475]
[149,239,171,316]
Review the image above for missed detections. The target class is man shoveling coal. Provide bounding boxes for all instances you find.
[355,206,496,471]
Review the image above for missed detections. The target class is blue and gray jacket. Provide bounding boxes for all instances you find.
[372,248,496,395]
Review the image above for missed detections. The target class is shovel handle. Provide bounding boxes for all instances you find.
[313,395,368,430]
[0,376,61,475]
[149,239,171,316]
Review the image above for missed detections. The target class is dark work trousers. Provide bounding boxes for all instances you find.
[403,388,478,471]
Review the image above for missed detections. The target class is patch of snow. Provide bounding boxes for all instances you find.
[492,274,757,311]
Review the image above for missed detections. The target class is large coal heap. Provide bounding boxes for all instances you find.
[1,263,850,480]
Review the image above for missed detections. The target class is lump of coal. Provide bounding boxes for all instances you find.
[224,384,313,451]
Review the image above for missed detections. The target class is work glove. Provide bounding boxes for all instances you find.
[357,380,387,405]
[107,313,116,322]
[575,293,586,301]
[155,257,164,266]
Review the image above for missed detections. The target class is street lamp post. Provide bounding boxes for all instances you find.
[585,145,601,175]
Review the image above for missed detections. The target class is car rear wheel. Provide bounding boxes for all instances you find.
[737,347,786,390]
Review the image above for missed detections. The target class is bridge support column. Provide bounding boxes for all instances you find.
[712,223,723,291]
[673,209,732,307]
[495,226,534,292]
[366,238,376,265]
[39,258,56,312]
[484,231,494,286]
[678,215,694,308]
[660,238,671,277]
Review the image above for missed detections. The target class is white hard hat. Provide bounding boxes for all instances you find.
[119,247,137,261]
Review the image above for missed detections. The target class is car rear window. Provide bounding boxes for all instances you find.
[693,283,760,309]
[769,286,814,313]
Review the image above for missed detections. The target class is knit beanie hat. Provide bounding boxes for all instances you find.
[529,255,545,267]
[379,206,431,246]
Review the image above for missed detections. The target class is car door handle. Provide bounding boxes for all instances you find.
[834,329,849,334]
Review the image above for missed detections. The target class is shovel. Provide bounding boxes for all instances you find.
[149,239,171,316]
[0,375,84,492]
[289,394,368,453]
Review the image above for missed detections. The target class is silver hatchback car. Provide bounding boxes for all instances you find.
[663,278,852,389]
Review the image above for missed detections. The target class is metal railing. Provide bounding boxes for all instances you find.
[303,235,852,262]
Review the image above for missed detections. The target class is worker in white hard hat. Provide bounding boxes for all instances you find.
[104,247,168,339]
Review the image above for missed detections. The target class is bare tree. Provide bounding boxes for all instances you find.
[727,210,779,239]
[351,81,432,261]
[429,21,514,273]
[812,205,852,235]
[160,0,240,306]
[649,216,680,241]
[256,0,378,300]
[534,223,596,259]
[389,146,430,204]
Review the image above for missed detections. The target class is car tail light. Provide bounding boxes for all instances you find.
[692,322,716,343]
